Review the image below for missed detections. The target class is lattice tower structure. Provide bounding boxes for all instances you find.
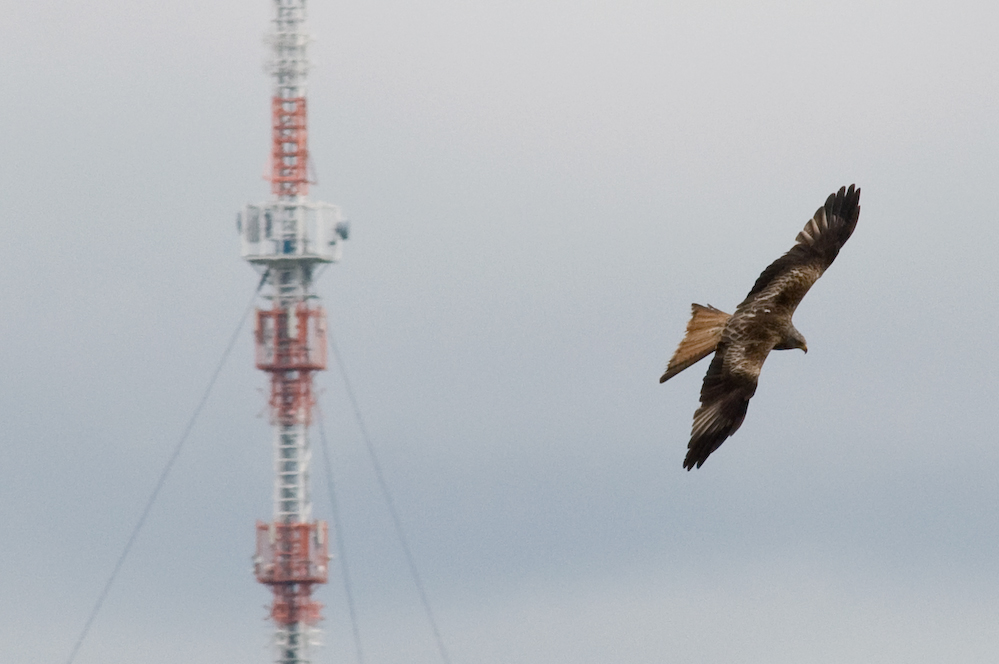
[236,1,348,663]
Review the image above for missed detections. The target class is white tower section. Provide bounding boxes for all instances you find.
[237,2,347,664]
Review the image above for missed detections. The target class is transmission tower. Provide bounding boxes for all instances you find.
[236,1,348,662]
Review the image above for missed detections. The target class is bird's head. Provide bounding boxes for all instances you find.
[777,325,808,353]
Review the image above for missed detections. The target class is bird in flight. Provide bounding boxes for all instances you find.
[661,185,861,470]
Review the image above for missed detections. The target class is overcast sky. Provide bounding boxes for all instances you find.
[4,0,999,662]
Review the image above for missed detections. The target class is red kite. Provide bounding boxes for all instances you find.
[661,185,861,469]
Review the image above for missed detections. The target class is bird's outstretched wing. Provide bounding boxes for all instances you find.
[740,184,861,310]
[684,343,760,469]
[681,185,861,470]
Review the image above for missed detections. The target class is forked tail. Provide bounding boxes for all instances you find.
[660,304,731,383]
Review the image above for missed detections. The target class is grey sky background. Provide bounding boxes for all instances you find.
[4,0,999,662]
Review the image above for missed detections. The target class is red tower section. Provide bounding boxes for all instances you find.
[255,304,327,425]
[254,522,329,625]
[271,97,310,197]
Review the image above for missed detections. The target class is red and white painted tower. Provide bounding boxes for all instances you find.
[237,1,348,662]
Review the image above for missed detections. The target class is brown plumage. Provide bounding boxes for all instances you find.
[661,185,861,470]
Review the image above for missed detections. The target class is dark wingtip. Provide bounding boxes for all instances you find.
[682,451,705,470]
[821,184,861,244]
[826,184,861,221]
